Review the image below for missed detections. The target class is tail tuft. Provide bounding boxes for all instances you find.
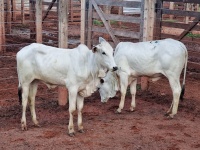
[18,87,22,105]
[180,84,185,101]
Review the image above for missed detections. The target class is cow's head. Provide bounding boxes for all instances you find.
[92,37,118,72]
[98,71,119,103]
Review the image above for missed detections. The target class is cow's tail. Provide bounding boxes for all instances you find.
[18,82,22,105]
[180,46,188,101]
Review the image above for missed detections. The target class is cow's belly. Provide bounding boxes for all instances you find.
[38,75,67,87]
[130,67,163,77]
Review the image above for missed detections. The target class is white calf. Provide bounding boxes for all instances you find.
[17,37,117,136]
[99,39,188,118]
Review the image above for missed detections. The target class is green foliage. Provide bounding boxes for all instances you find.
[186,33,200,38]
[93,20,103,26]
[93,20,118,26]
[110,20,118,25]
[163,19,177,22]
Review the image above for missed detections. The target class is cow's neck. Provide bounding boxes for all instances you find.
[88,51,102,78]
[108,71,120,92]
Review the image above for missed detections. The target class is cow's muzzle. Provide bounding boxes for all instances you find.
[113,66,118,71]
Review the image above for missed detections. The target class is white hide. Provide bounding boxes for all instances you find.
[99,38,188,118]
[17,37,117,135]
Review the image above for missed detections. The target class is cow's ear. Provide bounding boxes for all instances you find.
[100,78,104,84]
[99,37,106,43]
[92,46,97,53]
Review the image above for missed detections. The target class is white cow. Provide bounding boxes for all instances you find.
[17,37,118,136]
[99,39,188,118]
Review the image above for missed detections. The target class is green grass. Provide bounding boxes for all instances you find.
[93,20,103,26]
[186,33,200,38]
[93,20,118,26]
[163,19,177,22]
[110,20,118,25]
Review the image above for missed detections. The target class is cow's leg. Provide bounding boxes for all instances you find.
[68,88,78,136]
[21,84,29,130]
[77,94,84,133]
[130,79,137,112]
[166,77,181,118]
[117,74,128,113]
[166,103,173,116]
[28,81,39,127]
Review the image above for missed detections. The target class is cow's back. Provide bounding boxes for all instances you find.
[16,43,91,86]
[114,39,187,76]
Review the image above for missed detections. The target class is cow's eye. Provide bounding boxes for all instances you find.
[102,52,106,55]
[100,79,104,84]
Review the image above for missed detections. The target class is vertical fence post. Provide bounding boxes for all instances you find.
[0,0,5,52]
[12,0,16,21]
[6,0,11,34]
[58,0,68,106]
[87,0,92,49]
[185,3,190,24]
[155,0,162,40]
[169,2,174,20]
[141,0,156,90]
[21,0,24,24]
[30,0,36,39]
[81,0,86,44]
[147,0,155,41]
[85,0,89,44]
[70,0,73,23]
[36,0,42,43]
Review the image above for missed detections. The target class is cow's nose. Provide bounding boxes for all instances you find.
[113,66,118,71]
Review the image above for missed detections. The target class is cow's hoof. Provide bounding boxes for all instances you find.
[164,113,174,119]
[167,114,174,119]
[34,124,41,128]
[130,107,135,112]
[115,108,122,114]
[115,109,121,114]
[68,132,75,137]
[21,125,27,131]
[78,129,84,133]
[164,112,170,116]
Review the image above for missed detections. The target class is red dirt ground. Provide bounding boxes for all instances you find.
[0,58,200,150]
